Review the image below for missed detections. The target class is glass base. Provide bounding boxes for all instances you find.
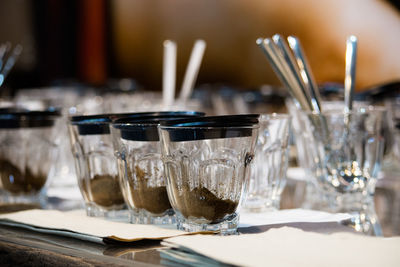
[321,191,382,236]
[130,208,175,225]
[243,197,280,213]
[0,189,47,208]
[344,210,382,236]
[85,203,129,222]
[176,212,239,235]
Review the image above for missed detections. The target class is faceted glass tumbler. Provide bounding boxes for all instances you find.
[286,99,324,210]
[112,136,174,224]
[300,108,386,235]
[384,97,400,166]
[110,112,204,224]
[68,118,126,219]
[111,111,204,224]
[159,123,258,234]
[244,114,291,212]
[0,127,57,206]
[287,99,370,210]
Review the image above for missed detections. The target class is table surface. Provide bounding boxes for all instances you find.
[0,218,357,267]
[0,167,399,266]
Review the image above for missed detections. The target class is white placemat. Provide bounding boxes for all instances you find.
[0,209,209,244]
[163,227,400,267]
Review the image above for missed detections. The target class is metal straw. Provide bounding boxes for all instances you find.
[0,44,22,87]
[344,35,358,113]
[272,34,313,111]
[256,38,311,111]
[287,36,322,113]
[0,42,11,72]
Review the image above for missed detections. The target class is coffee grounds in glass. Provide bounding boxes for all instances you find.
[176,186,239,223]
[129,166,172,215]
[88,175,125,207]
[0,159,47,194]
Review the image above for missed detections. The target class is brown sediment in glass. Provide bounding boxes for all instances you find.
[84,175,125,207]
[174,186,238,223]
[129,165,172,215]
[0,159,47,194]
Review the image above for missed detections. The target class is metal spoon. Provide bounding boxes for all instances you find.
[344,35,357,113]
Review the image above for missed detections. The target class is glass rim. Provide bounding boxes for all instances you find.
[0,108,60,128]
[69,114,112,125]
[159,114,259,128]
[301,106,386,116]
[70,111,204,125]
[259,113,291,120]
[158,125,258,142]
[158,124,259,130]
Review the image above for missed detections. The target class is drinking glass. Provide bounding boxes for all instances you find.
[244,113,291,212]
[384,96,400,165]
[68,114,126,219]
[299,107,386,235]
[158,115,259,234]
[15,87,82,201]
[0,109,60,207]
[287,99,369,210]
[111,112,204,224]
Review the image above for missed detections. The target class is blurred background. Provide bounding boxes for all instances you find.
[0,0,400,95]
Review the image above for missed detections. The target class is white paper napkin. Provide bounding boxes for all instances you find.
[163,227,400,267]
[0,209,209,244]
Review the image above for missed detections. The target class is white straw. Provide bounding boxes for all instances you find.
[163,40,177,108]
[179,39,206,102]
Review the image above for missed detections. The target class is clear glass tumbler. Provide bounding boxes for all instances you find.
[68,114,126,218]
[287,98,326,210]
[111,112,204,224]
[0,109,60,207]
[159,115,259,234]
[384,96,400,166]
[244,113,291,212]
[287,99,370,210]
[300,107,386,235]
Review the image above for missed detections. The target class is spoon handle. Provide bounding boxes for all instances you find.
[344,35,358,112]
